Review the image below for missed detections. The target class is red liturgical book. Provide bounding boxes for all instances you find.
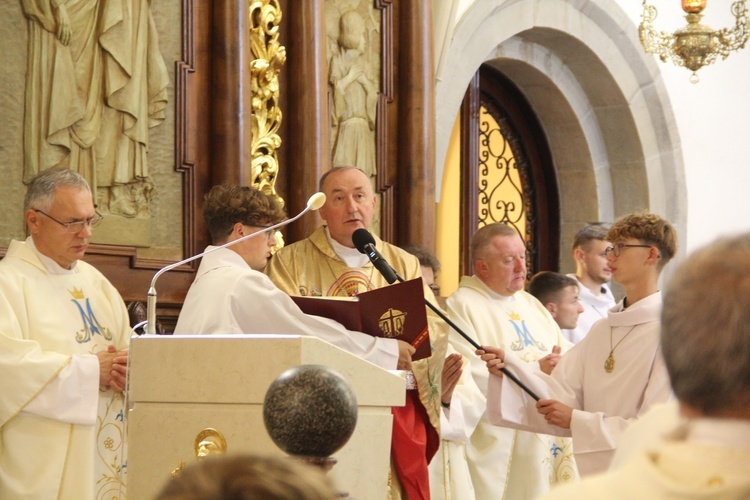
[292,278,432,361]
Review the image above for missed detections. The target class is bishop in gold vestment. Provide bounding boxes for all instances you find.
[266,167,447,499]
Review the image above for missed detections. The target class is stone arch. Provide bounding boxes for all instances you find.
[435,0,686,268]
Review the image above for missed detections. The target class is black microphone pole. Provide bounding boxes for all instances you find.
[351,229,540,401]
[396,272,539,402]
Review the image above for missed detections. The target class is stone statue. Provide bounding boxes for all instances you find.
[329,9,377,178]
[21,0,170,217]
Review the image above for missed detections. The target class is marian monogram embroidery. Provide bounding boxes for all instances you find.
[507,311,547,351]
[69,287,114,343]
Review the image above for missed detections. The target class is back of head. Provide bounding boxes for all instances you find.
[24,167,91,212]
[470,223,520,262]
[156,454,337,500]
[662,233,750,417]
[401,244,441,273]
[571,223,609,251]
[607,212,677,270]
[527,271,577,305]
[203,185,286,244]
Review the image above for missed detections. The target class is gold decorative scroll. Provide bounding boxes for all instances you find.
[249,0,286,204]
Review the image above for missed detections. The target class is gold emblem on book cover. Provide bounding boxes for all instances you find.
[378,308,407,337]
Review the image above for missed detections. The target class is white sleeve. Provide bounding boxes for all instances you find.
[22,354,99,425]
[484,351,572,437]
[568,348,673,454]
[440,396,469,442]
[231,274,400,369]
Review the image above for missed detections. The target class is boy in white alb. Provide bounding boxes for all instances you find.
[481,212,677,476]
[541,232,750,499]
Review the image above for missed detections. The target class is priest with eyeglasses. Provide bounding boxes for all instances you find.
[0,167,130,499]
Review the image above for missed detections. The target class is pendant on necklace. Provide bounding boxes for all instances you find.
[604,353,615,373]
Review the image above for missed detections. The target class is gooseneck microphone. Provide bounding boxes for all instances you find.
[352,228,400,284]
[145,192,327,335]
[352,228,540,401]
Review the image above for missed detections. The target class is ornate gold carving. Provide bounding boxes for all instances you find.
[171,428,228,478]
[194,428,228,458]
[249,1,287,204]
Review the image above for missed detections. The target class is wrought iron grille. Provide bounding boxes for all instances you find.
[477,104,532,242]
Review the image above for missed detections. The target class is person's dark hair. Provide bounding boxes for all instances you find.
[661,233,750,416]
[571,223,610,252]
[607,212,677,270]
[527,271,578,305]
[24,167,91,212]
[401,244,441,273]
[156,454,338,500]
[203,185,286,244]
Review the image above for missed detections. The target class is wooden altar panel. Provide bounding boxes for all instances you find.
[275,1,436,250]
[1,1,438,328]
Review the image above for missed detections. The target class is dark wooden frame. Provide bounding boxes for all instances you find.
[458,64,560,277]
[2,1,440,331]
[275,0,435,250]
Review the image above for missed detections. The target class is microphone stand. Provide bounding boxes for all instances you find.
[385,269,541,402]
[145,193,326,335]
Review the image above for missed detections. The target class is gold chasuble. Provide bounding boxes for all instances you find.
[0,240,130,499]
[266,226,448,498]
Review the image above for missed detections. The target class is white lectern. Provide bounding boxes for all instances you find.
[127,334,405,499]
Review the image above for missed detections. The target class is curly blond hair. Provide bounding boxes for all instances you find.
[203,185,286,244]
[607,212,677,270]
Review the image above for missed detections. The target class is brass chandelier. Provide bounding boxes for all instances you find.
[639,0,749,83]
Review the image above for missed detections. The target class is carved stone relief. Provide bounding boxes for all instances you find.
[20,0,169,221]
[325,0,380,179]
[325,0,381,233]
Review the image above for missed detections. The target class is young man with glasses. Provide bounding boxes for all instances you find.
[538,236,750,499]
[479,211,677,477]
[0,167,129,499]
[173,184,413,371]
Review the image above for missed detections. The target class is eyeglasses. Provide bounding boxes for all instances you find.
[35,209,103,234]
[250,225,277,241]
[604,243,653,257]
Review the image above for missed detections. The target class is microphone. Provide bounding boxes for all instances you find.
[352,228,540,401]
[352,228,400,284]
[145,192,327,335]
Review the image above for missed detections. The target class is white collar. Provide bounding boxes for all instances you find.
[325,227,370,268]
[27,236,78,275]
